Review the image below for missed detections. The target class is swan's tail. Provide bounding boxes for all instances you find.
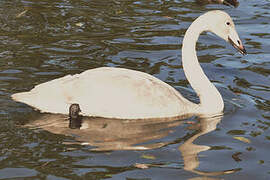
[11,90,70,115]
[11,91,34,105]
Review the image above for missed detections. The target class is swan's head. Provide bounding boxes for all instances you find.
[205,10,246,55]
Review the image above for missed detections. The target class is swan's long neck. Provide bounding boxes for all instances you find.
[182,16,224,115]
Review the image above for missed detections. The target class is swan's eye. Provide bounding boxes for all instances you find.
[226,22,230,26]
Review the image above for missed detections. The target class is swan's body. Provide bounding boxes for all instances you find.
[12,10,246,119]
[12,67,197,119]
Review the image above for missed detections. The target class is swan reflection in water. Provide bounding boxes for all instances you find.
[24,114,240,178]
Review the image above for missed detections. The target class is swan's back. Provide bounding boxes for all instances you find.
[12,67,195,119]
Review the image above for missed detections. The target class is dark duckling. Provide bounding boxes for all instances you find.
[69,103,82,129]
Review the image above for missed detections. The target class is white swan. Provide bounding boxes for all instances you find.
[12,10,246,119]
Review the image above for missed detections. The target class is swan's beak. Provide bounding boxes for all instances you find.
[228,28,247,55]
[223,0,239,7]
[228,37,247,55]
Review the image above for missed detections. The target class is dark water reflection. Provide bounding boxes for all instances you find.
[0,0,269,179]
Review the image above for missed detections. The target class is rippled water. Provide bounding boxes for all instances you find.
[0,0,269,179]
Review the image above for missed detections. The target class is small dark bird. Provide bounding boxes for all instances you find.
[69,103,82,129]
